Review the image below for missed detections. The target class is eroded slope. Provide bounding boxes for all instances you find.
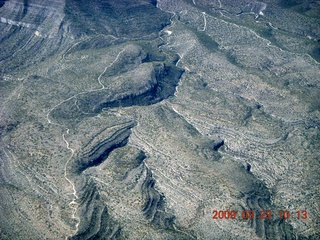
[0,0,319,239]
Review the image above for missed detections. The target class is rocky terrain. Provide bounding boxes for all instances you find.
[0,0,319,239]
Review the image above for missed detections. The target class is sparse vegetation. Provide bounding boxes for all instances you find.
[0,0,319,239]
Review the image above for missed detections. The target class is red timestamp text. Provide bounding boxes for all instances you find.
[212,210,308,220]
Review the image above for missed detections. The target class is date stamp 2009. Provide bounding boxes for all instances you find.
[212,210,308,220]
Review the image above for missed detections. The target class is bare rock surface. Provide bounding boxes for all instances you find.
[0,0,319,239]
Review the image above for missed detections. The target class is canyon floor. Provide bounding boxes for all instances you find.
[0,0,319,239]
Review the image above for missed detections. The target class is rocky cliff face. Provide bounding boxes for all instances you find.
[0,0,319,239]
